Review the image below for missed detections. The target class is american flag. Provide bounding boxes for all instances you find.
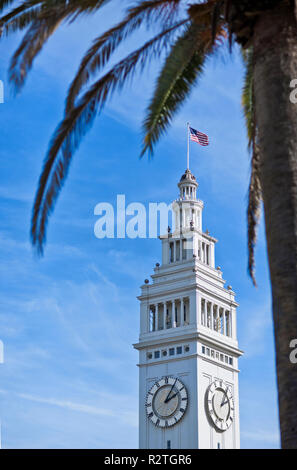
[190,127,209,146]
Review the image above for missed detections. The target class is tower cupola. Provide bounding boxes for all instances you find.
[178,169,198,200]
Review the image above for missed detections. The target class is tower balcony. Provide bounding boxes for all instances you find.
[147,297,190,333]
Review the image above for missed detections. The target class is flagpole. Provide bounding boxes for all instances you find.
[187,122,190,170]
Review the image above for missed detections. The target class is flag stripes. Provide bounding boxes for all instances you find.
[189,127,209,146]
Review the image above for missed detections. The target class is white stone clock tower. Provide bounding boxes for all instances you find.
[133,169,243,449]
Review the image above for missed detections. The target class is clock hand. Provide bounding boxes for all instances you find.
[165,379,177,403]
[166,391,179,403]
[221,396,229,407]
[221,401,228,407]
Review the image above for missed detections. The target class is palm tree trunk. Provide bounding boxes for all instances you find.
[253,3,297,448]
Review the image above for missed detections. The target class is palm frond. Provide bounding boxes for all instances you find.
[247,145,261,286]
[187,1,228,48]
[0,0,17,14]
[242,47,262,285]
[1,0,107,34]
[65,0,182,112]
[141,21,224,156]
[5,0,110,90]
[31,19,187,253]
[242,47,254,148]
[9,12,66,90]
[0,0,44,30]
[211,0,223,43]
[187,1,215,25]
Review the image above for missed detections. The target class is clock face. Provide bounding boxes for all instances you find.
[146,376,188,428]
[206,380,234,431]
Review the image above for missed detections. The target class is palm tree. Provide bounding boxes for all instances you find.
[1,0,297,448]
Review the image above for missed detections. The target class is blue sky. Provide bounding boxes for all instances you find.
[0,2,280,448]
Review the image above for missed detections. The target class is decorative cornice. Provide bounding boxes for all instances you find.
[135,352,240,373]
[159,227,217,243]
[133,330,243,357]
[138,274,237,307]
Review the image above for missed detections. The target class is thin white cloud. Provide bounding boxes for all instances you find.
[0,231,85,259]
[15,391,138,428]
[0,184,33,204]
[18,393,114,417]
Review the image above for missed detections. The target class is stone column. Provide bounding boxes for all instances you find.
[211,303,214,330]
[200,299,204,326]
[207,302,210,328]
[210,243,215,268]
[181,298,184,327]
[172,300,176,328]
[213,305,218,332]
[226,311,231,337]
[163,302,167,330]
[149,305,152,332]
[156,303,159,331]
[229,307,233,338]
[225,311,229,336]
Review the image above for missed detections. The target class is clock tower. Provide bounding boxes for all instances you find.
[133,169,243,449]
